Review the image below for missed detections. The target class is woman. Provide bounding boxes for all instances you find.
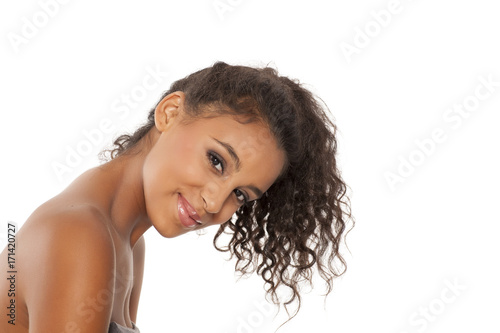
[0,62,352,332]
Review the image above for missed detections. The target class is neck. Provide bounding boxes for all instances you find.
[65,128,160,249]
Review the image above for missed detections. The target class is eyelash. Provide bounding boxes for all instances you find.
[207,150,225,173]
[207,151,249,204]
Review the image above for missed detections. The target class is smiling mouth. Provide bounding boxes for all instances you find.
[178,193,204,228]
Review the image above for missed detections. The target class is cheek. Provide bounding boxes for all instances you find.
[212,204,238,225]
[143,135,199,199]
[168,144,208,187]
[168,132,208,179]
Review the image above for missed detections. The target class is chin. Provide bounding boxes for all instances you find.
[151,220,182,238]
[157,228,185,239]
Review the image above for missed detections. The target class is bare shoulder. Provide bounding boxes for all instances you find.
[19,204,117,331]
[21,204,116,281]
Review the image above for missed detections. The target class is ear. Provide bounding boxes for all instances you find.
[154,91,185,132]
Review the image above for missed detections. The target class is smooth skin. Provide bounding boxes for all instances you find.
[0,91,286,332]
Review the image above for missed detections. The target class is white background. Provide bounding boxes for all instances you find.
[1,0,499,332]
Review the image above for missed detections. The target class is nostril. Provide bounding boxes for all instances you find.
[204,199,219,215]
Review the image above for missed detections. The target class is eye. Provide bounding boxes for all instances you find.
[208,151,225,174]
[234,189,249,204]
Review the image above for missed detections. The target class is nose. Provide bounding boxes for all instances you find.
[202,180,231,215]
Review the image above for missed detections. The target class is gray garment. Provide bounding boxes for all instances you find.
[108,321,140,333]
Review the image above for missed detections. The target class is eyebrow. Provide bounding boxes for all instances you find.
[212,137,241,171]
[211,137,264,199]
[247,185,263,200]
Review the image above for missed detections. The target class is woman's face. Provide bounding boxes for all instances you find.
[143,92,286,238]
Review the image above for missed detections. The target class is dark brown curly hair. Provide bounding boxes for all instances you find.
[100,61,353,328]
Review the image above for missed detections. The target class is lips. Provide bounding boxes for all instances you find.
[177,194,202,229]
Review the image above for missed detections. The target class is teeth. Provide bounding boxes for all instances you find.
[189,217,202,225]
